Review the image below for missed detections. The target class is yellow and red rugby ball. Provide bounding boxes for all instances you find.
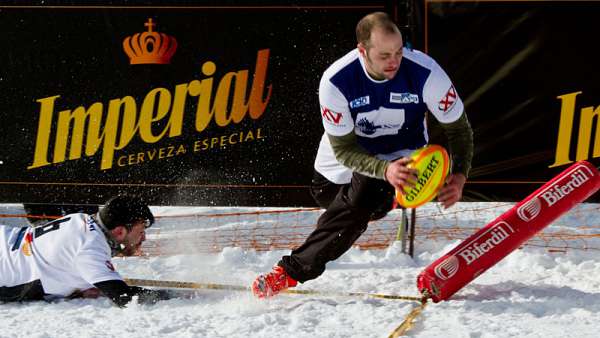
[396,145,450,209]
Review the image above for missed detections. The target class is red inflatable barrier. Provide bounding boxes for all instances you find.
[417,161,600,302]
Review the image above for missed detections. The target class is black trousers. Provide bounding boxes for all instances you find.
[279,170,395,283]
[0,280,45,302]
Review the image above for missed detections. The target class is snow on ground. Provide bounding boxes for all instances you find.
[1,203,599,338]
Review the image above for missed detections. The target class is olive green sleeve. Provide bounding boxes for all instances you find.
[439,112,474,177]
[328,133,389,180]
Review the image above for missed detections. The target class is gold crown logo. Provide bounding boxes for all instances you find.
[123,18,178,65]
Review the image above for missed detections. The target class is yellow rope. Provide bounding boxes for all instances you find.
[388,298,429,338]
[125,278,249,292]
[124,278,423,301]
[283,288,423,301]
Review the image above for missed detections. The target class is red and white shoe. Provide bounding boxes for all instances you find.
[252,265,298,298]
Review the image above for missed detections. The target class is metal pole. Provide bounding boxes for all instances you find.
[409,208,416,257]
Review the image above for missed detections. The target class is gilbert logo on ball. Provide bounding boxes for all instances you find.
[396,145,450,208]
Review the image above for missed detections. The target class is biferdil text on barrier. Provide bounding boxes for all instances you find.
[417,161,600,302]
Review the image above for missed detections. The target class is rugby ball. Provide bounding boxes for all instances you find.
[396,145,450,209]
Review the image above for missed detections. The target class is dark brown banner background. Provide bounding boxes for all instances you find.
[424,0,600,202]
[0,0,599,206]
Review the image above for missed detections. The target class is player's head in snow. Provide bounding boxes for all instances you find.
[98,194,154,256]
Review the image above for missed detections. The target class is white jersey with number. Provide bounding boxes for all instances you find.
[0,213,122,297]
[315,48,464,184]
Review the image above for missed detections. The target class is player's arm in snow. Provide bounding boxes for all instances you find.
[76,222,169,306]
[94,279,171,307]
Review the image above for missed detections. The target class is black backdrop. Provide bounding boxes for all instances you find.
[0,1,390,206]
[1,0,599,206]
[424,0,600,202]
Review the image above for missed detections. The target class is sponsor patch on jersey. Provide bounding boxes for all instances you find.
[22,233,33,256]
[356,117,400,135]
[105,260,115,272]
[354,107,405,137]
[390,92,419,104]
[349,95,370,109]
[438,85,457,113]
[321,106,344,125]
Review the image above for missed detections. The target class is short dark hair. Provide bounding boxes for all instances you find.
[356,12,400,47]
[99,194,154,230]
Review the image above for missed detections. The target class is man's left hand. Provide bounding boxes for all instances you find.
[437,173,467,209]
[69,287,102,299]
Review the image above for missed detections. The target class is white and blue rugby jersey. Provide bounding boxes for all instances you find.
[315,48,464,184]
[0,214,122,298]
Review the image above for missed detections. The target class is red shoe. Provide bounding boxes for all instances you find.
[252,265,298,298]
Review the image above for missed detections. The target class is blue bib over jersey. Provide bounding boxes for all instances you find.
[315,48,463,184]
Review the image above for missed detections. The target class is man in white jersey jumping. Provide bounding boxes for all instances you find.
[253,12,474,297]
[1,194,168,306]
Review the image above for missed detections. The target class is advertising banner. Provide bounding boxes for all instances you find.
[417,161,600,302]
[0,1,387,206]
[2,0,599,206]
